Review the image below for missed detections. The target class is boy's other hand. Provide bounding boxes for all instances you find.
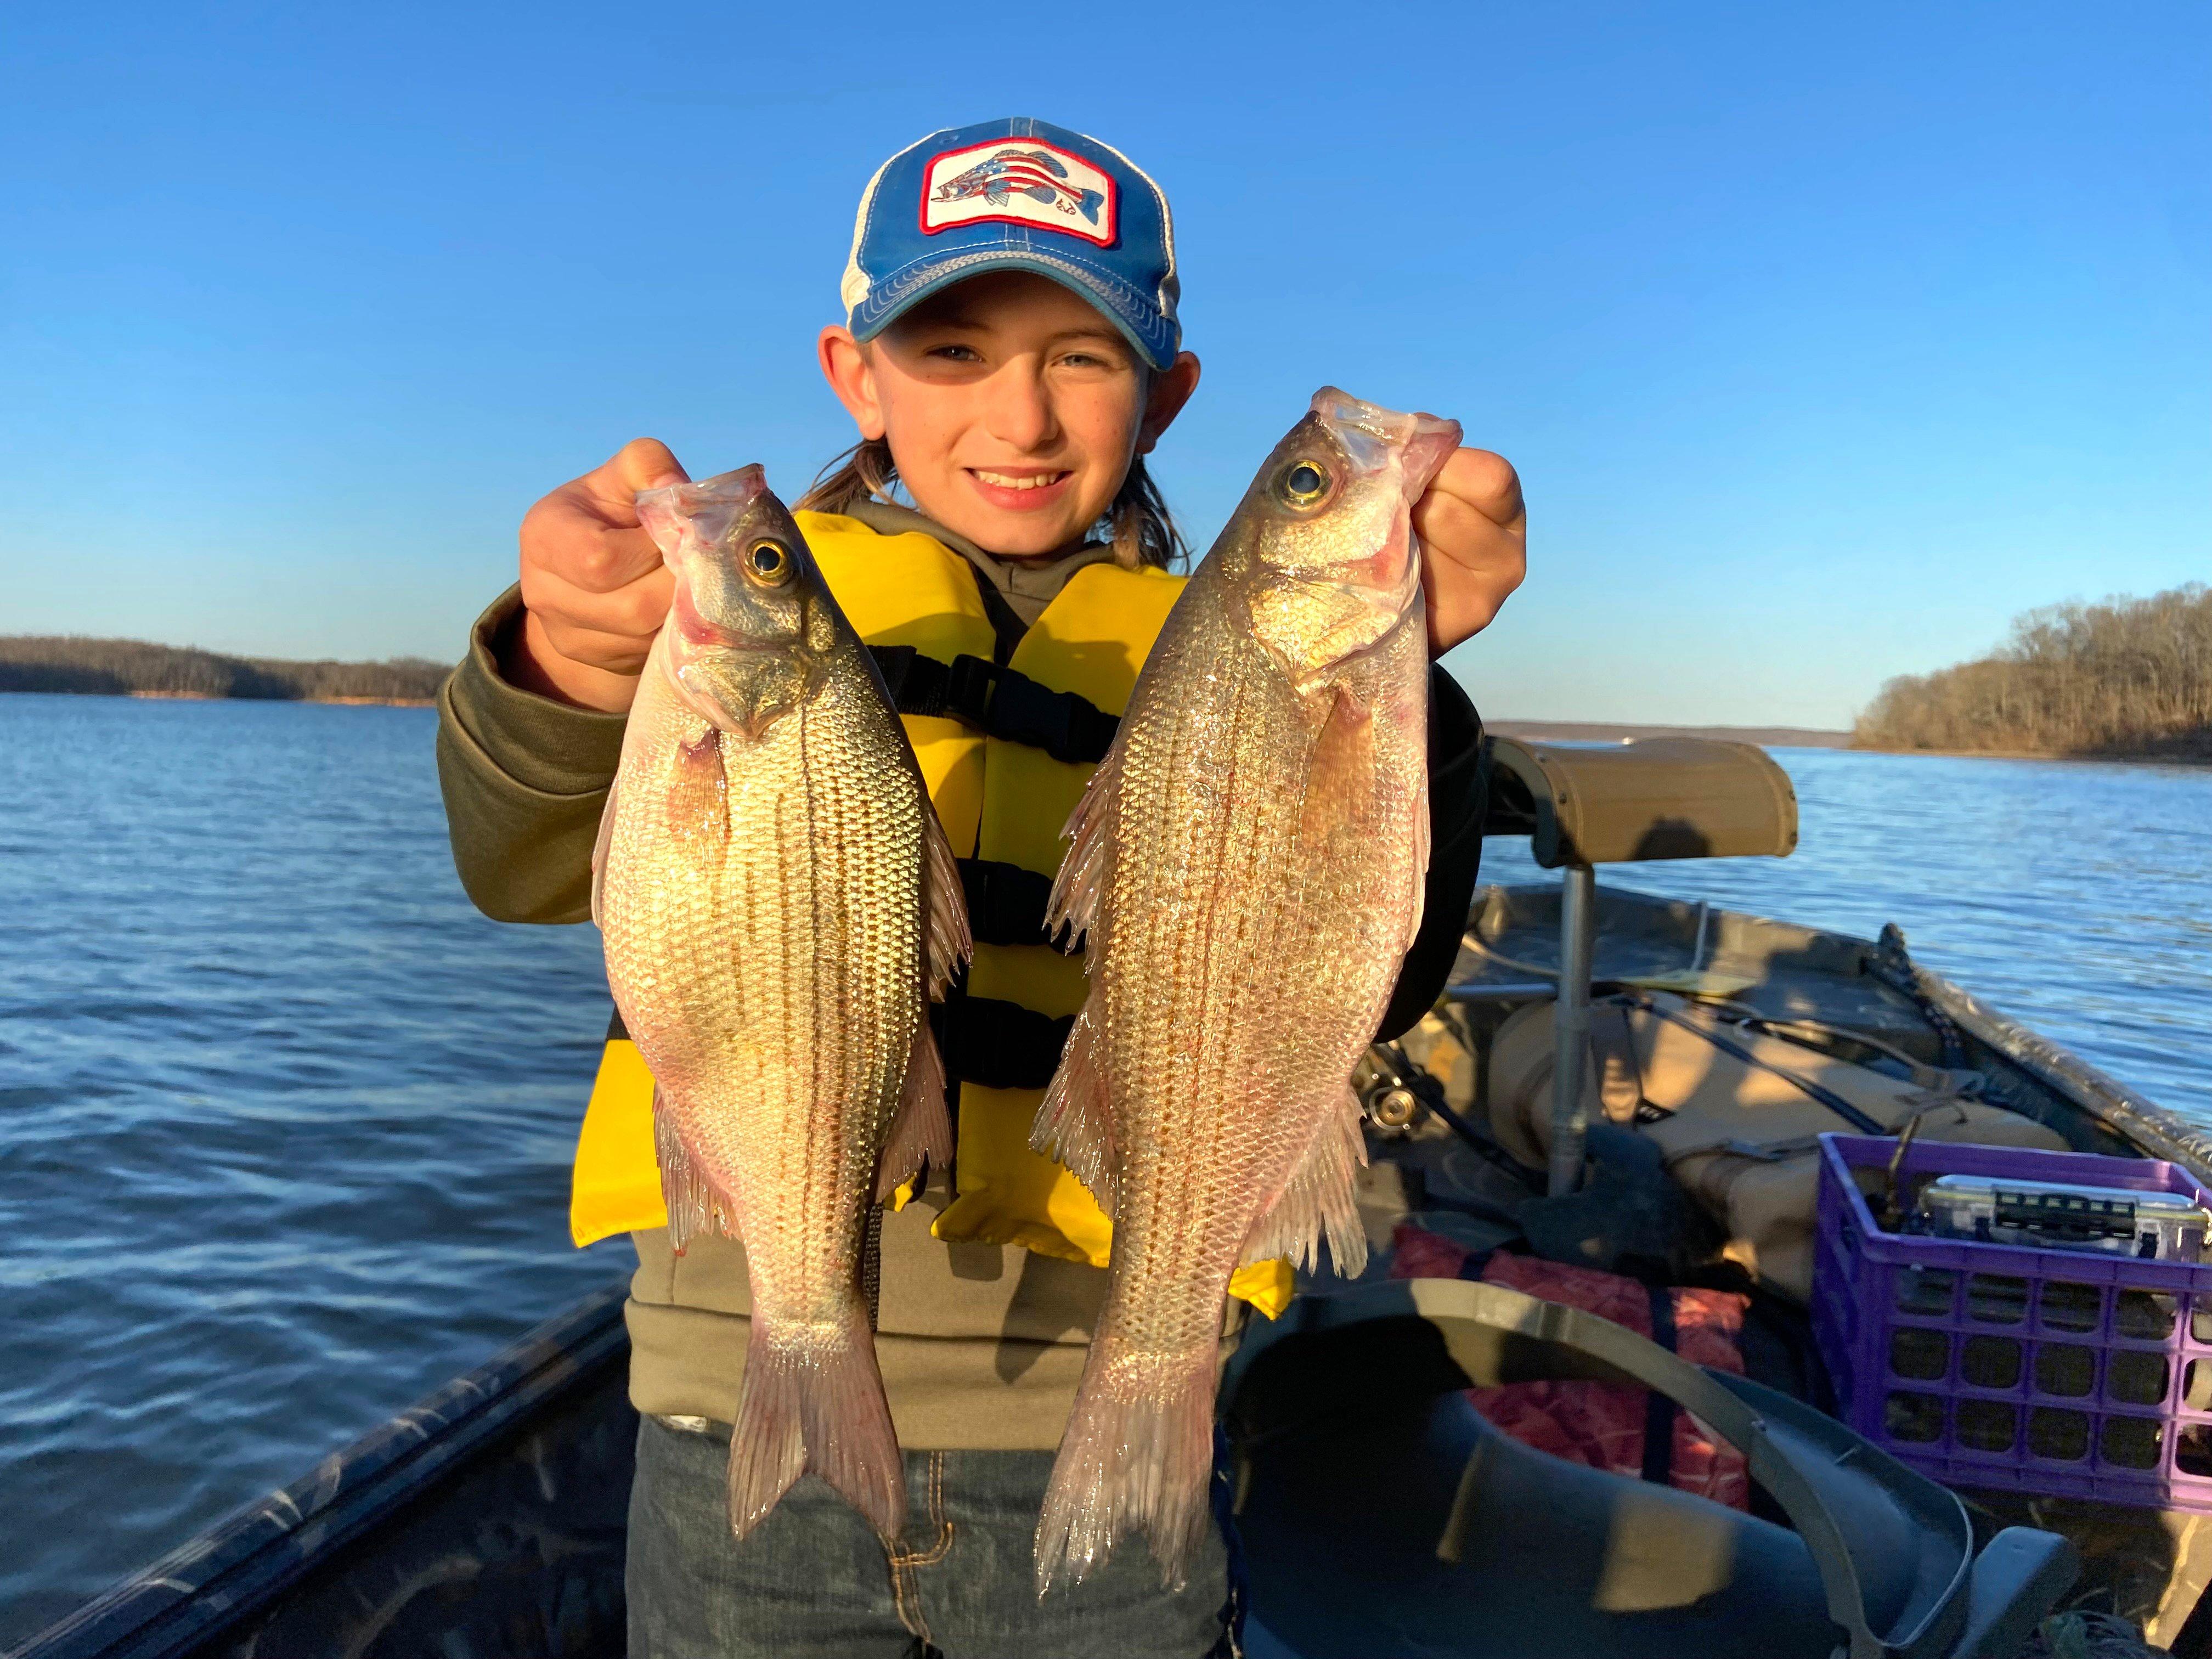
[506,439,691,713]
[1413,448,1527,658]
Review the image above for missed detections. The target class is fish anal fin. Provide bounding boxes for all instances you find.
[922,803,972,1000]
[589,774,620,929]
[1030,1003,1116,1219]
[654,1087,732,1255]
[1048,739,1121,956]
[876,1017,952,1205]
[1239,1089,1370,1277]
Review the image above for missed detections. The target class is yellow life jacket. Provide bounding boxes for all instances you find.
[568,510,1295,1317]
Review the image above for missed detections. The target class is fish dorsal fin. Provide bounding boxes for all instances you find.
[589,773,620,930]
[922,802,972,1000]
[1047,735,1122,957]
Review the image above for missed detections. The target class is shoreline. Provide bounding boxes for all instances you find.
[0,689,437,709]
[1488,720,2208,767]
[1487,720,1853,748]
[1844,740,2212,768]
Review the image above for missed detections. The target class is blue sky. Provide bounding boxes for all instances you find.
[3,3,2204,727]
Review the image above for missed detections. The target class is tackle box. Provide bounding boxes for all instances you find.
[1915,1173,2211,1262]
[1813,1133,2212,1511]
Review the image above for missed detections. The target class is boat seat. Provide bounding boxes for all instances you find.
[1476,737,1803,1194]
[1222,1278,2076,1659]
[1483,737,1799,869]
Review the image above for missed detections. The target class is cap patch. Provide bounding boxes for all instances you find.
[920,139,1116,247]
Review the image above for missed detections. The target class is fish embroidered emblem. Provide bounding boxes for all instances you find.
[931,146,1105,224]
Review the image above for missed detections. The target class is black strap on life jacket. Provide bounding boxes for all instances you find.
[868,645,1119,766]
[958,858,1081,953]
[611,990,1072,1096]
[939,995,1073,1092]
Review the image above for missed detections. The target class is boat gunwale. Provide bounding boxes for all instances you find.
[9,1279,634,1659]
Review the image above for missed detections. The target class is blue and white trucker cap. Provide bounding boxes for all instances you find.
[840,117,1180,369]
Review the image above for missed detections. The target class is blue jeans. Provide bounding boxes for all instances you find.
[626,1415,1236,1658]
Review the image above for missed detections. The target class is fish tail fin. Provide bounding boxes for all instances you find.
[727,1310,906,1543]
[1035,1339,1217,1596]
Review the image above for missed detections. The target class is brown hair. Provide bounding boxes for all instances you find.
[797,437,1190,571]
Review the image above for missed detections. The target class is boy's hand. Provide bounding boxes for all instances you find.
[505,438,691,713]
[1413,447,1527,658]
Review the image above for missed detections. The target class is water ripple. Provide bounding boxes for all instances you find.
[0,696,624,1642]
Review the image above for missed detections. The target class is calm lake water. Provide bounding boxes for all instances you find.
[2,693,2208,1641]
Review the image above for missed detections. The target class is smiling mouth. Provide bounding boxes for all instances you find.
[968,468,1071,493]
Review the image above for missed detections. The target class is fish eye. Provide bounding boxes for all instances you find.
[745,539,792,584]
[1276,460,1331,509]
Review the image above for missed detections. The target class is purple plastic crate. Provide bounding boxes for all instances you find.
[1813,1132,2212,1511]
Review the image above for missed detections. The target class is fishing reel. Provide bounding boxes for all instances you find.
[1354,1043,1440,1139]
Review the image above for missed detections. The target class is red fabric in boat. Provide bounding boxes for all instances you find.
[1388,1223,1751,1510]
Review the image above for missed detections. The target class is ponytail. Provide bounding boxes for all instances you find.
[796,436,900,520]
[1101,456,1189,571]
[797,439,1189,572]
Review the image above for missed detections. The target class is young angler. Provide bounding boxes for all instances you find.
[436,117,1526,1658]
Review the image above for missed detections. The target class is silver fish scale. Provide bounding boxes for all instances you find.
[1093,574,1426,1356]
[1034,390,1447,1593]
[601,642,927,1318]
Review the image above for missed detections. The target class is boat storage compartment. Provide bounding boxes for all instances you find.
[1816,1133,2212,1511]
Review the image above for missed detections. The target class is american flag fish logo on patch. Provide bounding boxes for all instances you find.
[920,139,1118,247]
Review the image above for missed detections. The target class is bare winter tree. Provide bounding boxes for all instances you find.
[1853,585,2212,759]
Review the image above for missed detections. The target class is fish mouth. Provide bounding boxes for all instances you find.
[671,584,792,653]
[639,465,768,532]
[1308,387,1462,503]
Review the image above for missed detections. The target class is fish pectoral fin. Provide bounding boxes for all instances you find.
[1302,682,1377,845]
[654,1087,731,1255]
[876,1018,953,1205]
[1239,1088,1370,1277]
[589,773,620,929]
[1030,1002,1116,1218]
[1047,736,1122,955]
[922,802,972,1000]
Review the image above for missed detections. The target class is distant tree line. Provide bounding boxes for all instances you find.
[1853,584,2212,759]
[0,636,448,703]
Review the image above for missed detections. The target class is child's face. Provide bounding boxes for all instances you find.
[822,272,1195,559]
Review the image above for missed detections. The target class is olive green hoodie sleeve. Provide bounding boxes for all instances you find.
[434,586,628,925]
